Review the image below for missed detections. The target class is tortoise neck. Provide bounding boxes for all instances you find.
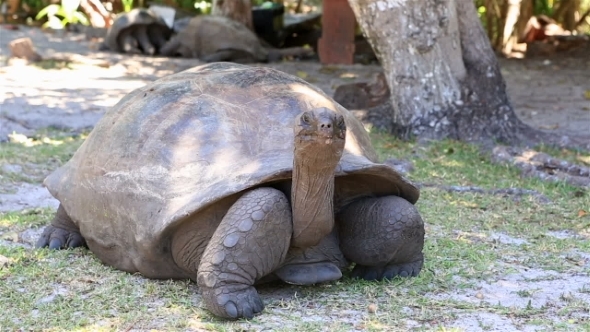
[290,139,342,248]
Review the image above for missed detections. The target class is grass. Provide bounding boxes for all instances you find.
[0,130,589,331]
[0,130,86,190]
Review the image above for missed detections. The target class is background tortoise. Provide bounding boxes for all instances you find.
[105,8,172,56]
[37,62,425,319]
[160,15,312,62]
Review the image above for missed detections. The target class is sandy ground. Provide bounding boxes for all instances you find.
[1,26,589,331]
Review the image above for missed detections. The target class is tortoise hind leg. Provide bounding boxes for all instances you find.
[134,25,156,55]
[36,204,86,250]
[337,196,425,280]
[197,187,291,319]
[119,29,142,54]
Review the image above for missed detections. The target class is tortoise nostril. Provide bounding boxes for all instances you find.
[321,124,332,129]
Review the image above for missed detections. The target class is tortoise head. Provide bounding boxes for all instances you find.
[294,107,346,158]
[291,107,346,248]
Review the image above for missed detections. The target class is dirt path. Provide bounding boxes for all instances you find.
[1,26,589,331]
[2,26,588,141]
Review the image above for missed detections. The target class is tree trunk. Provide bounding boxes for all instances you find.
[345,0,588,150]
[552,0,580,31]
[79,0,113,28]
[212,0,253,30]
[501,0,521,54]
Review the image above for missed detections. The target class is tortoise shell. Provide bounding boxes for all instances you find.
[44,62,419,277]
[105,8,171,53]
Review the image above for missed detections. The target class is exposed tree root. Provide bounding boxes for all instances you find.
[491,145,590,188]
[334,72,590,153]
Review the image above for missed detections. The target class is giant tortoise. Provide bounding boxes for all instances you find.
[160,15,312,63]
[105,8,172,55]
[37,62,425,319]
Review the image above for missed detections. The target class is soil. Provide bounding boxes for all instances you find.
[2,26,588,141]
[1,25,589,330]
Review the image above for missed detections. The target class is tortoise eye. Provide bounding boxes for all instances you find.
[301,113,311,124]
[337,116,345,128]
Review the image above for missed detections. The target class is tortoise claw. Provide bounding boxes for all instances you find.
[36,225,86,250]
[200,284,264,320]
[351,257,423,281]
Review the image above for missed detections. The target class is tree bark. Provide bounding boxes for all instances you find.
[346,0,588,150]
[502,0,521,54]
[553,0,580,31]
[79,0,113,28]
[212,0,253,30]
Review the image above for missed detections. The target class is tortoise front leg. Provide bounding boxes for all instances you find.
[148,26,168,51]
[197,187,292,319]
[337,196,425,280]
[273,231,346,285]
[134,25,156,55]
[119,29,141,54]
[36,204,86,249]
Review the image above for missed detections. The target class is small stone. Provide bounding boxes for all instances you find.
[367,303,377,313]
[9,38,42,63]
[475,292,484,299]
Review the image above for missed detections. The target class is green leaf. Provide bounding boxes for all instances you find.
[43,15,66,29]
[73,11,89,25]
[61,0,81,14]
[35,4,61,19]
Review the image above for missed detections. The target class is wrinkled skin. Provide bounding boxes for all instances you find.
[36,63,425,320]
[105,9,171,56]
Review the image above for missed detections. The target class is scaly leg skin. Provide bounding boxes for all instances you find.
[337,196,425,280]
[197,187,292,320]
[36,204,86,249]
[134,25,155,56]
[273,231,347,285]
[119,29,141,54]
[148,26,168,51]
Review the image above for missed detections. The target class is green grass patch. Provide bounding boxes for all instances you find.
[0,130,86,189]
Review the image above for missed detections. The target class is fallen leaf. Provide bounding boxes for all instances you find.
[340,72,357,79]
[1,232,19,242]
[584,90,590,100]
[576,155,590,165]
[296,71,308,79]
[578,210,588,218]
[319,66,339,74]
[0,255,13,268]
[538,123,559,130]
